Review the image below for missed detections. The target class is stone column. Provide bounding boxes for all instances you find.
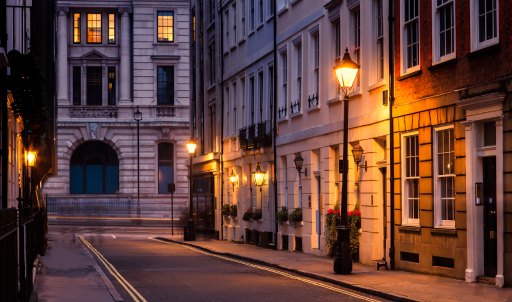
[56,8,69,105]
[119,9,131,104]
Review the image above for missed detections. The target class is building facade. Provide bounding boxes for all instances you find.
[44,0,191,222]
[392,0,511,286]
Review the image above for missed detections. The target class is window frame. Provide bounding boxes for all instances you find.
[470,0,499,51]
[351,6,361,88]
[432,0,456,64]
[433,125,456,228]
[401,132,420,226]
[331,18,341,97]
[108,13,116,44]
[293,39,302,107]
[374,0,385,83]
[86,66,103,105]
[156,10,175,43]
[156,65,175,105]
[157,142,175,194]
[86,13,102,44]
[400,0,420,75]
[73,12,81,44]
[279,47,288,118]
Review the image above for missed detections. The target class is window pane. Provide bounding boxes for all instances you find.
[105,165,119,193]
[87,66,102,105]
[108,67,116,105]
[86,165,103,194]
[157,11,174,42]
[73,13,81,43]
[108,13,115,44]
[87,13,102,43]
[70,165,84,194]
[157,66,174,105]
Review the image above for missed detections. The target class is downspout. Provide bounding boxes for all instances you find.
[219,2,225,241]
[1,0,8,209]
[388,0,396,270]
[272,0,278,248]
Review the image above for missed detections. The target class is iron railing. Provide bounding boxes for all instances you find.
[239,120,272,150]
[47,198,134,217]
[0,208,18,302]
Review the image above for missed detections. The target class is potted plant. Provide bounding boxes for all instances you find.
[325,207,340,257]
[288,208,302,227]
[230,204,238,218]
[242,208,253,221]
[252,209,262,221]
[348,210,361,261]
[276,207,288,224]
[221,204,231,217]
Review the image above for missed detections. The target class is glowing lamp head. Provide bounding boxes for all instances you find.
[252,163,266,187]
[27,150,37,167]
[186,139,197,155]
[334,48,360,90]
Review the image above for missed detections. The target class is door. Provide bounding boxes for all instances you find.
[483,156,497,277]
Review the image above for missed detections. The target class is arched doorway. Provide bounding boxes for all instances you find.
[70,141,119,194]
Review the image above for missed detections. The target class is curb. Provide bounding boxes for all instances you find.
[155,237,417,302]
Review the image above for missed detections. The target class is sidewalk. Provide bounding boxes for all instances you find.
[31,229,121,302]
[162,237,512,302]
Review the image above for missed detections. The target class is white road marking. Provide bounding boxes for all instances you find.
[151,238,382,302]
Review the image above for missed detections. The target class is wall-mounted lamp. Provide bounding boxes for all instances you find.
[252,163,266,187]
[229,169,239,192]
[351,144,367,172]
[26,150,37,167]
[294,153,307,176]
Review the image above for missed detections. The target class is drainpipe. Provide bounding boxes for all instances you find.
[219,2,224,241]
[1,0,7,209]
[388,0,396,270]
[272,0,278,248]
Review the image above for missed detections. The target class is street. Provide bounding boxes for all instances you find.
[75,227,390,302]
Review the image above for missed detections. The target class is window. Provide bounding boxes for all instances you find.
[258,71,264,122]
[232,3,237,45]
[157,66,174,105]
[70,141,119,194]
[208,43,216,85]
[375,0,384,81]
[402,0,420,73]
[332,18,341,95]
[209,0,215,23]
[157,11,174,42]
[209,105,216,151]
[312,30,319,97]
[86,66,102,105]
[434,127,455,227]
[351,7,360,87]
[241,77,246,126]
[224,10,230,51]
[225,86,230,136]
[107,67,116,105]
[73,66,81,105]
[268,64,274,117]
[232,82,237,135]
[259,0,264,24]
[241,0,246,37]
[87,13,102,44]
[108,13,116,44]
[294,41,302,104]
[250,0,255,31]
[280,50,288,112]
[471,0,498,50]
[269,0,275,17]
[158,143,174,194]
[277,0,287,12]
[73,13,81,44]
[402,133,419,225]
[433,0,455,62]
[250,76,255,124]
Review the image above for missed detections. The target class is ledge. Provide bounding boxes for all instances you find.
[398,69,422,81]
[430,228,457,236]
[398,226,421,233]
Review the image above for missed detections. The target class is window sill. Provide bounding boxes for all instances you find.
[248,30,256,38]
[307,105,320,113]
[429,57,457,71]
[230,45,237,51]
[290,0,301,6]
[431,227,457,236]
[290,111,303,119]
[327,97,341,106]
[468,42,500,58]
[266,16,274,23]
[238,38,246,46]
[368,80,386,92]
[398,69,422,81]
[257,23,264,31]
[277,6,288,16]
[398,225,421,233]
[153,42,178,47]
[277,116,288,123]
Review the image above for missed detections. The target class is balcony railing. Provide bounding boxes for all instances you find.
[307,93,319,108]
[278,105,287,119]
[239,120,272,150]
[156,105,176,117]
[290,99,301,114]
[69,105,118,118]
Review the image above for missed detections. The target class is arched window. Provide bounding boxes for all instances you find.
[70,141,119,194]
[158,143,174,194]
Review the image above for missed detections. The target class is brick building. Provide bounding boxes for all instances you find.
[392,0,511,286]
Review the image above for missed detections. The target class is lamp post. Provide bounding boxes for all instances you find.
[133,107,142,221]
[186,139,197,241]
[26,150,36,205]
[333,48,359,274]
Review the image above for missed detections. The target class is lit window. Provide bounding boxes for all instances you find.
[433,0,455,62]
[108,13,116,44]
[157,11,174,42]
[158,143,174,194]
[403,133,419,225]
[402,0,419,72]
[108,67,116,105]
[87,13,102,44]
[73,13,81,44]
[157,66,174,105]
[434,127,455,227]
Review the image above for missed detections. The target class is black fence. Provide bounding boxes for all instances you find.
[0,206,47,302]
[239,120,272,150]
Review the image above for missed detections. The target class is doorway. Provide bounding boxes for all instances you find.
[483,156,497,277]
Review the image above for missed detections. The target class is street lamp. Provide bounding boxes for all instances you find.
[333,48,359,274]
[26,150,37,205]
[252,163,265,209]
[133,107,142,221]
[294,153,306,208]
[229,169,239,192]
[186,139,197,241]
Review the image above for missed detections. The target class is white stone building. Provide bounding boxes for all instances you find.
[44,0,191,222]
[275,0,391,265]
